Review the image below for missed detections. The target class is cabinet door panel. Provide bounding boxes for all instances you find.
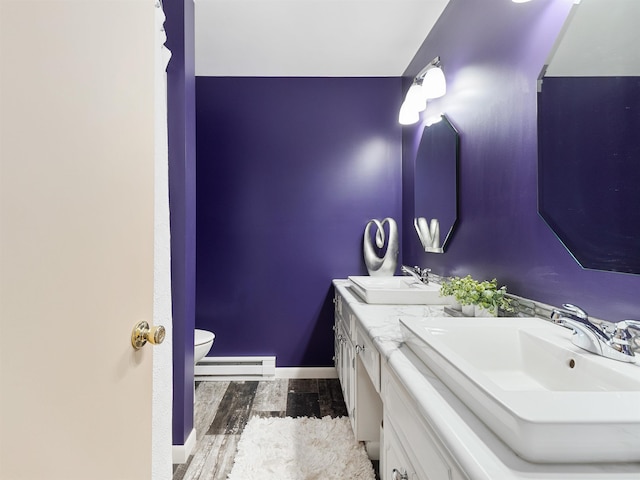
[382,365,468,480]
[383,420,417,480]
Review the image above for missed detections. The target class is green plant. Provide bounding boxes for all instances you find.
[440,275,513,315]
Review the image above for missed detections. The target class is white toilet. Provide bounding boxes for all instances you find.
[194,329,215,365]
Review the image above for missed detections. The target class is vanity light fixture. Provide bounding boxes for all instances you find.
[399,56,446,125]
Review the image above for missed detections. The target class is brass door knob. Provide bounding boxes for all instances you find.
[131,321,166,350]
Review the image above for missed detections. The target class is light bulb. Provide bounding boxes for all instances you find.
[398,101,419,125]
[404,83,427,112]
[422,66,446,99]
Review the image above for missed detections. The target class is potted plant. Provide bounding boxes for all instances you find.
[440,275,513,316]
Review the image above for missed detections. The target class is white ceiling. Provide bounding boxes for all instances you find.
[194,0,449,77]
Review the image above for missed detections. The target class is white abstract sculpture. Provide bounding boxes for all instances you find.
[363,218,399,276]
[414,217,443,253]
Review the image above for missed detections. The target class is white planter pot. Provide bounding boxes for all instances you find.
[474,305,497,317]
[461,305,474,316]
[448,299,461,311]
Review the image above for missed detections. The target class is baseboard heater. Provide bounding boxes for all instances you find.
[194,356,276,380]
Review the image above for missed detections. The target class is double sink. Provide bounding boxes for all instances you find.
[349,275,640,464]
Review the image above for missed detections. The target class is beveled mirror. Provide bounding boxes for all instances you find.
[537,0,640,274]
[414,114,459,253]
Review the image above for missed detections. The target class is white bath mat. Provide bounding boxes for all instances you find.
[227,416,376,480]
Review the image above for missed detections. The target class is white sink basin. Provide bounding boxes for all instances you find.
[400,316,640,463]
[348,276,452,305]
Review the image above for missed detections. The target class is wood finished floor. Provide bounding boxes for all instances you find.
[172,378,377,480]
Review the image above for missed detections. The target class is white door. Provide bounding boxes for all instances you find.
[0,1,159,478]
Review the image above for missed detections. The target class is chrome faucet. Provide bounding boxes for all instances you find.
[400,265,431,284]
[551,303,640,363]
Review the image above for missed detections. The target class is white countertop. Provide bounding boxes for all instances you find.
[333,279,640,479]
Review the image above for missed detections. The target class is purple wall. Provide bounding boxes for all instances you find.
[165,0,196,445]
[402,0,640,320]
[195,77,402,366]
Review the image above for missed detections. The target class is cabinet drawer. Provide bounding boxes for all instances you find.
[356,325,380,393]
[334,292,354,337]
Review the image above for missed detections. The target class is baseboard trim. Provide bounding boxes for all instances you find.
[195,356,276,381]
[194,358,337,381]
[172,427,196,464]
[275,367,338,379]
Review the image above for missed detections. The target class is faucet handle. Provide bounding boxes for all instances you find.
[614,320,640,340]
[624,321,640,352]
[618,320,640,330]
[420,267,431,283]
[562,303,588,320]
[611,320,640,356]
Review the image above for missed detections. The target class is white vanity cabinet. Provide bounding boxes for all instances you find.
[333,279,640,479]
[381,363,468,480]
[334,282,464,479]
[334,290,382,445]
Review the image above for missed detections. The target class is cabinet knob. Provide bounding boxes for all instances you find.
[392,468,408,480]
[355,344,365,354]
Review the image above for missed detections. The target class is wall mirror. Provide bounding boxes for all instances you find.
[537,0,640,274]
[414,114,459,253]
